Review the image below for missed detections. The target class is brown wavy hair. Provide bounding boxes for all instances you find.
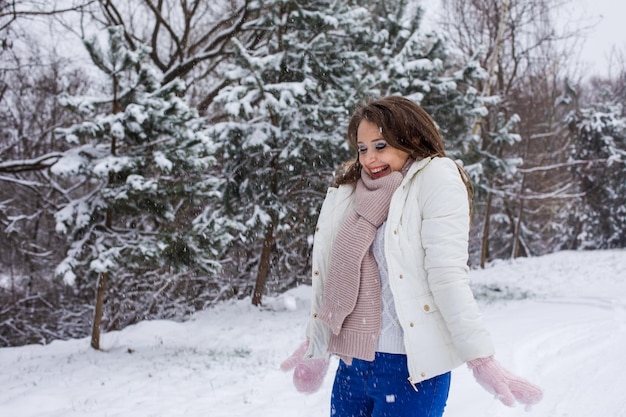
[334,96,473,201]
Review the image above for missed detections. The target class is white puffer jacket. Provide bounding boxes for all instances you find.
[305,157,495,387]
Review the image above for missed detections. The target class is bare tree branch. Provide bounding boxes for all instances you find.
[162,1,251,85]
[0,0,98,32]
[517,158,622,174]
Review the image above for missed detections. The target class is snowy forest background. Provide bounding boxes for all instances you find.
[0,0,624,349]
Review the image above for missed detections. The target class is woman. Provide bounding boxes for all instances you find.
[281,96,542,416]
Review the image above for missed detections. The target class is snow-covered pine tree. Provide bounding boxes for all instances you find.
[566,99,626,249]
[207,0,371,305]
[52,27,226,348]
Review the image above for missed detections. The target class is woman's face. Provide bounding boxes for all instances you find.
[357,120,409,180]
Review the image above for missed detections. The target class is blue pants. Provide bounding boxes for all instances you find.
[330,352,450,417]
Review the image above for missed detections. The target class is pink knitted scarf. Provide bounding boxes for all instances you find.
[318,161,409,362]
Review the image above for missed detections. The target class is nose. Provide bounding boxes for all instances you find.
[363,150,376,165]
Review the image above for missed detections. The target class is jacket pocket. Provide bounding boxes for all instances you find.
[418,294,454,345]
[417,294,439,314]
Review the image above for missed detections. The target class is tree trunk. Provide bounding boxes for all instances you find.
[91,271,107,350]
[251,149,279,306]
[480,192,493,268]
[513,158,529,258]
[90,75,120,349]
[251,223,276,306]
[475,0,510,269]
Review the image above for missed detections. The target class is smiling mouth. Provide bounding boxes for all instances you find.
[370,166,390,179]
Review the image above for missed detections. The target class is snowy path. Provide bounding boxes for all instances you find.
[445,296,626,417]
[1,250,625,417]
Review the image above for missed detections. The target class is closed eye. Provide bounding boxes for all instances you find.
[357,141,388,153]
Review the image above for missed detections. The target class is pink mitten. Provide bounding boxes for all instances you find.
[280,340,329,394]
[468,356,543,407]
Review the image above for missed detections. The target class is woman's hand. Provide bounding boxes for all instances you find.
[468,356,543,407]
[280,339,329,394]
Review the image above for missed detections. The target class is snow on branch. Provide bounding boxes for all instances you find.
[0,152,63,173]
[0,175,44,187]
[517,158,623,174]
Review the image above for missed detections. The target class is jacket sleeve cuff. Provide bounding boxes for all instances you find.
[467,355,495,369]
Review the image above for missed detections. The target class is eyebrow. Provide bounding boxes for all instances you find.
[357,138,386,144]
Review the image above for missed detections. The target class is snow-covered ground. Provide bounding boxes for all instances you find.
[1,249,625,417]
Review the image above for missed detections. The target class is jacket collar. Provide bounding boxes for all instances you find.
[402,157,433,185]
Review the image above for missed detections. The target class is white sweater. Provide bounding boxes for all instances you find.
[373,221,406,354]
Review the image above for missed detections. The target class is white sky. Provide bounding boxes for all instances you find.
[422,0,626,78]
[572,0,626,76]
